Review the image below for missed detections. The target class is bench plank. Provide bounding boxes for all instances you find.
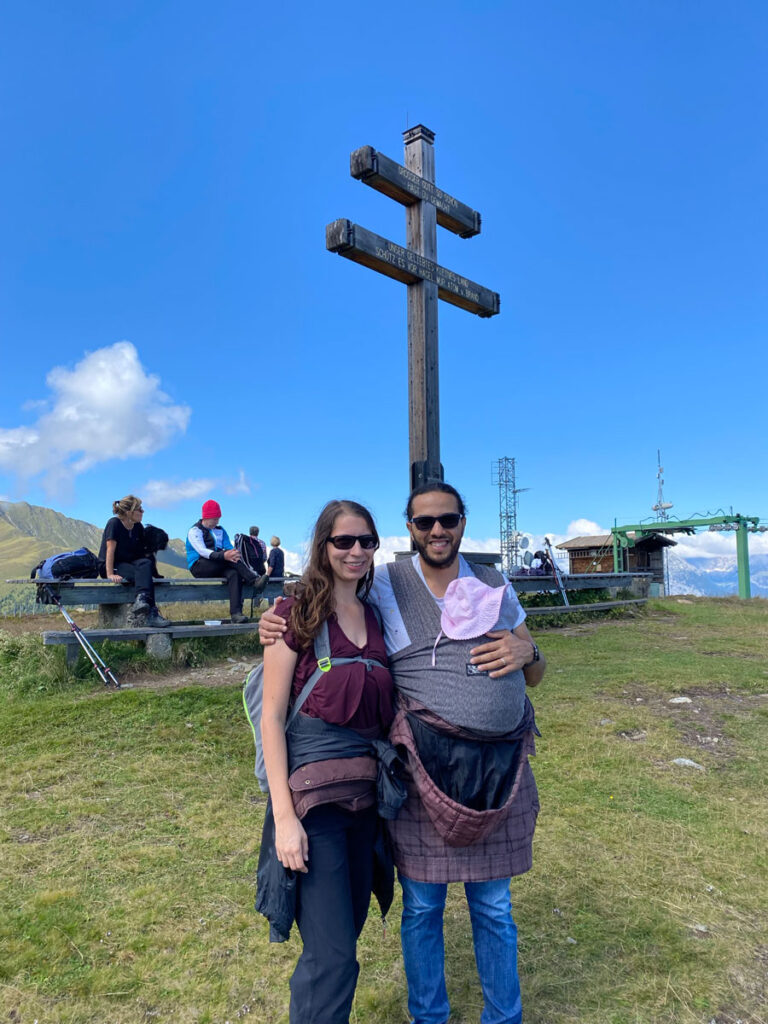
[15,578,288,606]
[43,622,261,644]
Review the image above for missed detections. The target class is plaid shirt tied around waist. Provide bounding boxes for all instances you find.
[387,694,540,883]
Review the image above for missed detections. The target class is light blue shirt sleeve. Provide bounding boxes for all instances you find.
[367,562,413,656]
[494,583,527,631]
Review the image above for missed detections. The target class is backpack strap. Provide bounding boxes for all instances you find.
[285,617,387,728]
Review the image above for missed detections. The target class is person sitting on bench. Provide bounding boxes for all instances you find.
[99,495,170,628]
[186,499,268,623]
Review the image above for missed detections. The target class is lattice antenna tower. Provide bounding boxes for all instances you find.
[652,449,674,522]
[492,457,529,576]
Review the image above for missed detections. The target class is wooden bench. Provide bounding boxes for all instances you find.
[43,620,267,666]
[30,577,290,626]
[9,576,291,666]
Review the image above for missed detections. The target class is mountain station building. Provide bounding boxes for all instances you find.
[556,532,677,594]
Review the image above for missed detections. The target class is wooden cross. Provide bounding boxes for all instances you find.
[326,125,500,490]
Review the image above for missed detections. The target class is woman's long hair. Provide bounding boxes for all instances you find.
[112,495,142,518]
[290,499,379,650]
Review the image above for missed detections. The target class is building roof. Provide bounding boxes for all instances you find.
[556,535,612,550]
[556,532,677,551]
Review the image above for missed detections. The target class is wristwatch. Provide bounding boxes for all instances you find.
[524,642,540,667]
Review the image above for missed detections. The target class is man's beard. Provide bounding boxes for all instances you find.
[411,532,461,569]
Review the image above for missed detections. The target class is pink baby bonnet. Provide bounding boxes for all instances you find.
[432,576,507,666]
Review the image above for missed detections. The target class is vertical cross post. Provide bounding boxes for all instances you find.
[404,125,442,491]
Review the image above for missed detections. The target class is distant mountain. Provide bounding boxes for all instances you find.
[666,551,768,598]
[0,500,187,615]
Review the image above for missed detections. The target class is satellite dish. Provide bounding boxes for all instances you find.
[519,536,530,550]
[523,551,533,566]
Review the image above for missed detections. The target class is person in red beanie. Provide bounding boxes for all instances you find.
[185,499,268,623]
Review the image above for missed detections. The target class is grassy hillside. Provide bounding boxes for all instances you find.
[0,501,188,614]
[1,597,766,1023]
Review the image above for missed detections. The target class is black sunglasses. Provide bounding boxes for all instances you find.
[326,534,379,550]
[409,513,463,531]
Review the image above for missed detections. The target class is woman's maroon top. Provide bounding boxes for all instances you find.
[280,597,394,734]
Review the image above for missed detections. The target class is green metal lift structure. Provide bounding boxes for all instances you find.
[611,514,766,599]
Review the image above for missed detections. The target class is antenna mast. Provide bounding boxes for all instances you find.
[652,449,673,522]
[492,457,529,576]
[651,449,673,594]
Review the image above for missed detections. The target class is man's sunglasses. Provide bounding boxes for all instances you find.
[409,513,463,532]
[326,534,379,550]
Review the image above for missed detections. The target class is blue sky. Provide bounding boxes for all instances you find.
[1,1,766,569]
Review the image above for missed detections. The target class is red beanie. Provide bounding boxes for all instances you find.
[202,499,222,519]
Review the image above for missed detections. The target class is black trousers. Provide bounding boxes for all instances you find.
[189,557,253,614]
[289,803,377,1024]
[115,558,155,604]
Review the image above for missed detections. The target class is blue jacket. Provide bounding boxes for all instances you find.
[185,521,233,570]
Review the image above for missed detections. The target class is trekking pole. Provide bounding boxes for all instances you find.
[45,587,121,689]
[544,537,570,608]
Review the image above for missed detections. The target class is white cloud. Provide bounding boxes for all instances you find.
[224,469,251,496]
[140,470,254,508]
[668,529,768,560]
[142,477,217,507]
[0,342,190,495]
[564,518,607,538]
[375,535,411,564]
[283,547,305,575]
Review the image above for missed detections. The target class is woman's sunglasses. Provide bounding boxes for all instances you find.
[326,534,379,550]
[409,513,462,531]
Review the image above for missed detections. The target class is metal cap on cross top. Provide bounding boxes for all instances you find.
[325,125,500,492]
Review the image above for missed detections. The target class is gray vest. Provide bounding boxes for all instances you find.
[387,558,526,735]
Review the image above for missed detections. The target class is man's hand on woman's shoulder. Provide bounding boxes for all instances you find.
[258,597,289,645]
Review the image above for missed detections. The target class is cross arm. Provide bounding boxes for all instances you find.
[326,219,499,318]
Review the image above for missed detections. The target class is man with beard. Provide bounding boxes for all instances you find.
[260,482,545,1024]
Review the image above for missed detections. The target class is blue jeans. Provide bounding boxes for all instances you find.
[399,874,522,1024]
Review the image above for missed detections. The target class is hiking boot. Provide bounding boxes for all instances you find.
[128,593,151,627]
[231,612,249,624]
[253,573,269,595]
[147,607,170,628]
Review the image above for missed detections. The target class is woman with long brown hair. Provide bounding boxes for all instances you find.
[260,499,396,1024]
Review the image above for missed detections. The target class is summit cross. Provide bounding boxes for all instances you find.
[326,125,500,490]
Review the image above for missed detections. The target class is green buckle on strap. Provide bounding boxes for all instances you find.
[317,657,332,673]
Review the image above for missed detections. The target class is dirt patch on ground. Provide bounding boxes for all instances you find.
[602,686,767,761]
[92,657,259,694]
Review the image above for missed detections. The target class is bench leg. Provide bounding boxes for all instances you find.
[99,603,131,628]
[145,633,173,660]
[66,644,80,669]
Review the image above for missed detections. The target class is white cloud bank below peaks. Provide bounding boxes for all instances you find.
[0,342,190,495]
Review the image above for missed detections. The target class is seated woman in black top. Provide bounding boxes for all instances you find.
[98,495,169,628]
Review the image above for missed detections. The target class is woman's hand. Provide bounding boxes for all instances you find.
[107,572,124,582]
[274,812,309,873]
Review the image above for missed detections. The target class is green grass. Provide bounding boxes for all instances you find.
[1,597,766,1023]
